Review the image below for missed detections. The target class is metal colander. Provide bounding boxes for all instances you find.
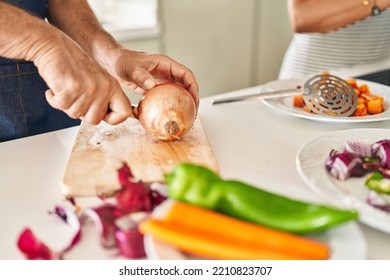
[301,74,357,117]
[213,74,358,117]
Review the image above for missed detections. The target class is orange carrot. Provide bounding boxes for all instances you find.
[140,202,330,260]
[354,88,360,97]
[165,202,329,259]
[367,98,384,114]
[353,103,368,116]
[140,219,313,260]
[358,83,369,94]
[293,95,305,107]
[358,97,366,105]
[346,79,358,89]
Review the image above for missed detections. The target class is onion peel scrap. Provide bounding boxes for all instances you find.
[17,162,167,259]
[17,206,81,260]
[17,228,60,260]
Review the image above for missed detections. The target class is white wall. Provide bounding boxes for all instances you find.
[158,0,255,97]
[158,0,293,97]
[109,0,293,98]
[253,1,293,85]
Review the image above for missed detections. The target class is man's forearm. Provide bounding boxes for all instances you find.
[0,2,61,62]
[46,0,122,70]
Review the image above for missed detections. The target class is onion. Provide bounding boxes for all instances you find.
[366,190,390,212]
[372,140,390,168]
[345,140,373,157]
[325,150,363,180]
[17,228,59,260]
[135,83,197,140]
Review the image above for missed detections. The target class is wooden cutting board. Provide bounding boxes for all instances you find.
[62,118,219,197]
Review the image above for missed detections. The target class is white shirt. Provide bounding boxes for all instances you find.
[279,9,390,80]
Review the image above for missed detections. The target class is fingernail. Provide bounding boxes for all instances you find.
[143,79,155,90]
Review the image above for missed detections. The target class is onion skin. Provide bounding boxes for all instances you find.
[135,83,198,140]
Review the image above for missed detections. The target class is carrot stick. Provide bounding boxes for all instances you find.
[163,202,330,260]
[140,202,330,260]
[139,219,310,260]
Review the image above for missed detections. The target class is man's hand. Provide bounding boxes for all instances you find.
[0,2,133,126]
[107,49,199,107]
[45,0,200,108]
[35,34,133,125]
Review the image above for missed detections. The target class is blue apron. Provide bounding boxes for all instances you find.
[0,0,80,142]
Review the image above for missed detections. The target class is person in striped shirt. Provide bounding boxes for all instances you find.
[279,0,390,85]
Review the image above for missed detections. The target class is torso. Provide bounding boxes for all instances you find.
[279,9,390,79]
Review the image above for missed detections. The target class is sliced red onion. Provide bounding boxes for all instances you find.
[114,212,148,259]
[81,205,123,248]
[361,158,380,173]
[17,228,60,260]
[372,140,390,169]
[150,182,168,208]
[345,140,373,157]
[116,162,152,213]
[115,230,145,259]
[115,182,152,213]
[329,149,339,158]
[325,150,363,180]
[117,162,135,186]
[18,206,80,259]
[378,167,390,179]
[367,190,390,212]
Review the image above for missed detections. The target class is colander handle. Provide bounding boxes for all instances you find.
[212,88,303,105]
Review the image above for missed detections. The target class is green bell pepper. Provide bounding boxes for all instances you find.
[164,163,358,234]
[365,172,390,194]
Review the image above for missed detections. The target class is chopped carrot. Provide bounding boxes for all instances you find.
[139,202,330,260]
[358,83,369,94]
[354,88,360,97]
[292,74,385,117]
[367,98,384,114]
[346,79,358,89]
[353,103,368,116]
[293,95,305,107]
[358,97,366,105]
[361,93,375,101]
[370,94,383,101]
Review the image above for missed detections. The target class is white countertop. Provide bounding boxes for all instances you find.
[1,82,390,260]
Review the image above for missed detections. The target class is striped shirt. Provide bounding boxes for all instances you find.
[278,9,390,80]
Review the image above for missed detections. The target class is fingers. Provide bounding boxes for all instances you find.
[149,55,199,105]
[115,51,199,105]
[103,88,134,125]
[44,47,198,127]
[39,37,133,126]
[180,69,199,106]
[128,68,156,92]
[46,86,132,125]
[45,89,74,111]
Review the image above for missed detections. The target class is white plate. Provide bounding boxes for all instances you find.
[262,78,390,123]
[296,128,390,234]
[144,200,367,260]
